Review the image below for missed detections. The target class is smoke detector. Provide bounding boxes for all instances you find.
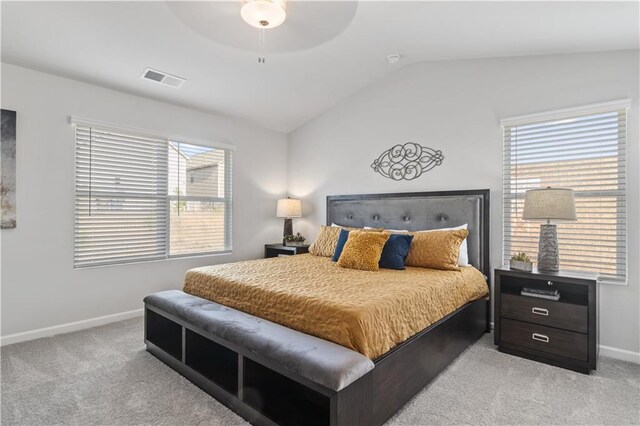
[140,68,185,88]
[387,54,401,65]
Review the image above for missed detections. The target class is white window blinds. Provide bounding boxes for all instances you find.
[74,123,233,268]
[502,101,628,284]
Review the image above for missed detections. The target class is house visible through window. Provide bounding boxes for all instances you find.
[74,122,233,268]
[502,101,628,284]
[168,142,230,257]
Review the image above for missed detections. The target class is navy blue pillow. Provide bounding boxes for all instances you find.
[379,234,414,270]
[332,228,350,262]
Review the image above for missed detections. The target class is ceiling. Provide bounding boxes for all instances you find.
[2,1,638,133]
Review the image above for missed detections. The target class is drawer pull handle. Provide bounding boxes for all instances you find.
[532,333,549,343]
[547,280,554,286]
[532,307,549,316]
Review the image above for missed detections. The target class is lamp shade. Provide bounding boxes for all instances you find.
[523,188,577,221]
[276,198,301,218]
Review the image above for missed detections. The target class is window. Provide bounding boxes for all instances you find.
[74,121,233,268]
[167,142,231,257]
[502,101,628,284]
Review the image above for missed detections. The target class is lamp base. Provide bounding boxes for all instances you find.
[282,218,293,244]
[537,224,559,272]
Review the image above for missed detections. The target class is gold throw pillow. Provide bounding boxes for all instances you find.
[337,231,390,271]
[309,226,343,257]
[405,229,469,271]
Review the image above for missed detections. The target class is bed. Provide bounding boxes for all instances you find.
[184,254,488,360]
[144,189,491,426]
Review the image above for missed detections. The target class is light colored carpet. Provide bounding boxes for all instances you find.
[1,318,639,425]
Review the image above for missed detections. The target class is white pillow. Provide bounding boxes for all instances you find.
[364,226,409,233]
[415,224,469,266]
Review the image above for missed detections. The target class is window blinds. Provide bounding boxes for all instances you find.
[74,123,233,268]
[502,104,628,284]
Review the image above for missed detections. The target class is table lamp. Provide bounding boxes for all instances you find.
[523,187,577,272]
[276,197,302,243]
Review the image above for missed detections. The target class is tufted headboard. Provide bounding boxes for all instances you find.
[326,190,490,277]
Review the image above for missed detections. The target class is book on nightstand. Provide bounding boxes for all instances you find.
[521,287,560,301]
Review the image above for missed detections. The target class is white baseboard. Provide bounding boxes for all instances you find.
[599,345,640,364]
[3,311,639,364]
[0,308,144,347]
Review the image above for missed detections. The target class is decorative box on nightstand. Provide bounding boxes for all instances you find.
[264,243,310,259]
[494,267,599,374]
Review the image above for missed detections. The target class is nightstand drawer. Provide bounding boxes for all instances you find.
[501,293,588,333]
[501,318,588,362]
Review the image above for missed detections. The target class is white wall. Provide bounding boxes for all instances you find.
[0,63,288,337]
[288,50,640,356]
[3,51,639,357]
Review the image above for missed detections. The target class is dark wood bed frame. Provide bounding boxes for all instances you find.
[145,189,491,426]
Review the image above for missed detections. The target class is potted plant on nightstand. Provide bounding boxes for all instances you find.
[284,233,306,247]
[510,252,533,272]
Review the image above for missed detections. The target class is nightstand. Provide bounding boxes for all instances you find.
[264,243,310,259]
[494,267,598,374]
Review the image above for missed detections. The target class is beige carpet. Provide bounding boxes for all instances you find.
[2,317,639,425]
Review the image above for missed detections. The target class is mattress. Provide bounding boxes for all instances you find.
[183,254,488,359]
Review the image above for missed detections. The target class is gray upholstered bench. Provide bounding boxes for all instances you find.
[143,290,375,425]
[144,290,373,391]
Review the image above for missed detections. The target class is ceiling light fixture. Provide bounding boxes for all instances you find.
[241,0,286,29]
[240,0,286,64]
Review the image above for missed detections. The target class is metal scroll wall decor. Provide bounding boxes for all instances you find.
[371,142,444,180]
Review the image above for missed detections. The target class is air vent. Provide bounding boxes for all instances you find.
[141,68,185,88]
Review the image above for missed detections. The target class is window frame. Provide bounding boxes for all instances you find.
[71,116,235,268]
[500,99,630,285]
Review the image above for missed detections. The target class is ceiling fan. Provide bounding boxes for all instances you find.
[240,0,287,63]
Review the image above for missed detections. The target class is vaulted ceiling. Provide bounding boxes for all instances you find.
[2,1,638,133]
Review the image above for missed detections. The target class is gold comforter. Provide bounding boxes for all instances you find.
[183,254,488,359]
